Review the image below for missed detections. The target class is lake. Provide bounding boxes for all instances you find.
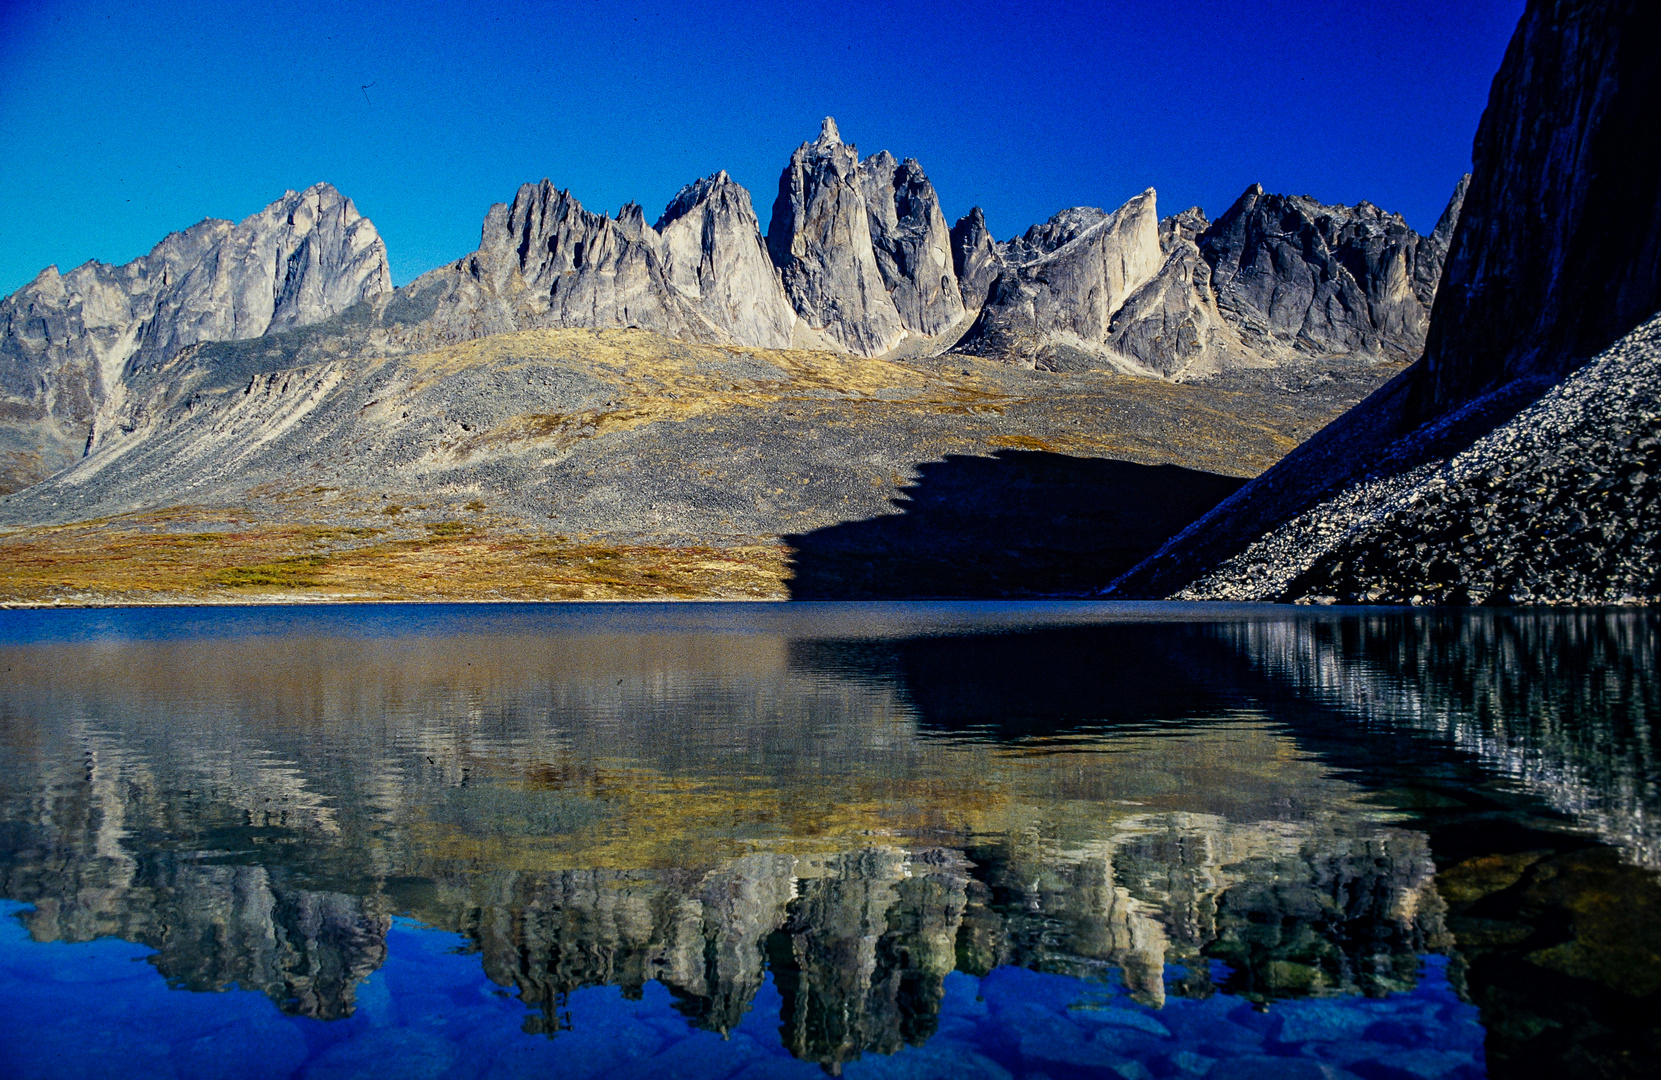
[0,602,1656,1080]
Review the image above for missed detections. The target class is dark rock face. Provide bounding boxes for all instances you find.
[766,118,907,355]
[1412,173,1469,309]
[857,151,965,336]
[950,207,1006,311]
[1411,0,1661,423]
[0,183,390,490]
[1176,315,1661,603]
[1110,0,1661,603]
[1200,184,1451,363]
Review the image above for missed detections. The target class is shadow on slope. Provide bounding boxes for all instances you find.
[784,450,1245,598]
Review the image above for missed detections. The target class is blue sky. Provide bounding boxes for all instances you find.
[0,0,1524,295]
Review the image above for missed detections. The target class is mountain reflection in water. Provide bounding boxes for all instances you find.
[0,603,1656,1079]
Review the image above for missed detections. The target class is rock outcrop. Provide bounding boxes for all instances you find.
[0,183,390,490]
[1100,206,1252,378]
[953,180,1462,378]
[949,207,1006,311]
[954,191,1164,371]
[1109,0,1661,603]
[1199,185,1449,363]
[857,151,965,336]
[766,118,908,355]
[414,181,719,344]
[1409,0,1661,424]
[655,171,797,349]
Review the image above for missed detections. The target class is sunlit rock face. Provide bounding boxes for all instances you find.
[413,182,719,345]
[0,184,390,489]
[952,180,1462,379]
[857,151,966,337]
[767,118,909,356]
[954,191,1164,372]
[950,206,1006,313]
[655,171,799,349]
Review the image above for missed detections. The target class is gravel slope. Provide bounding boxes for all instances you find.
[1172,314,1661,604]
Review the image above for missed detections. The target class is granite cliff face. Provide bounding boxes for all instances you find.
[655,170,798,348]
[0,183,391,490]
[954,180,1462,378]
[1199,185,1454,364]
[411,172,800,350]
[857,150,966,337]
[766,118,908,355]
[1110,0,1661,603]
[1409,0,1661,423]
[954,192,1164,372]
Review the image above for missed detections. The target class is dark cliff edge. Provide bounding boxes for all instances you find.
[1109,0,1661,602]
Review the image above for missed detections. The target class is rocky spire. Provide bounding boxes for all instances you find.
[656,170,797,349]
[950,207,1006,312]
[954,190,1164,370]
[766,118,907,356]
[858,152,965,336]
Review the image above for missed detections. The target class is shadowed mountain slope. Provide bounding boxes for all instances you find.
[1110,0,1661,603]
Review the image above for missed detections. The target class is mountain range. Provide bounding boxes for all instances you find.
[0,119,1461,498]
[3,0,1652,607]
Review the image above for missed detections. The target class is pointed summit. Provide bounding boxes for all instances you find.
[817,117,841,145]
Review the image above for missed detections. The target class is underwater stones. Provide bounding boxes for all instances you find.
[1435,851,1549,908]
[301,1029,459,1080]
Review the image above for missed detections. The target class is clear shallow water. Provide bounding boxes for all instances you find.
[0,601,1656,1080]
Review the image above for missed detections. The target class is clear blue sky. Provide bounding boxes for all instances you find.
[0,0,1524,296]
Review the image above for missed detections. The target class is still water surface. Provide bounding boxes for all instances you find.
[0,602,1656,1080]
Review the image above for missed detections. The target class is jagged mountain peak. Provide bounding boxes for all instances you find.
[0,183,391,488]
[655,169,741,231]
[817,116,841,145]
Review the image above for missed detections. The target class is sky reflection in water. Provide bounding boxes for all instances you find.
[0,602,1655,1079]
